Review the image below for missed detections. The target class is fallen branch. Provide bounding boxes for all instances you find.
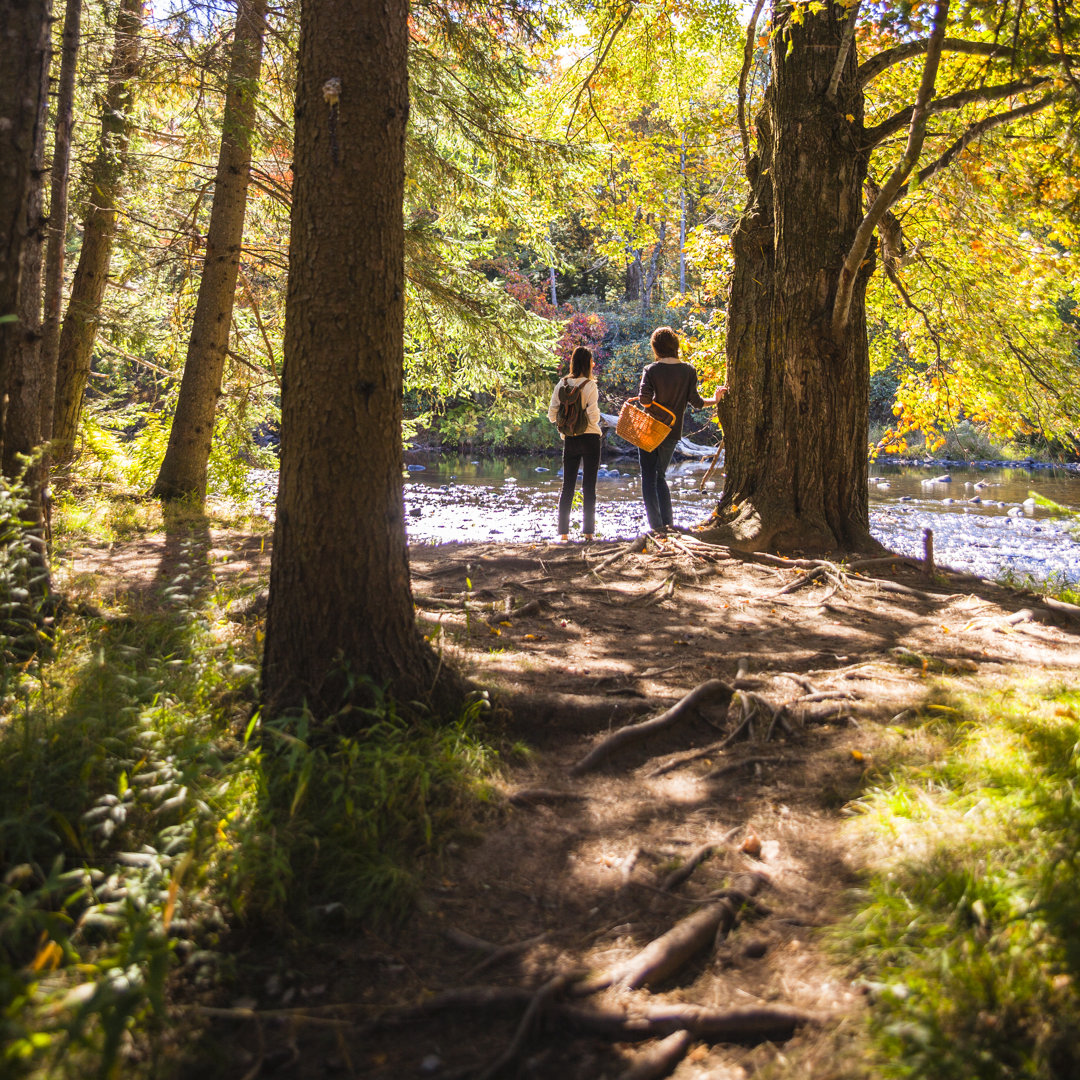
[570,680,735,776]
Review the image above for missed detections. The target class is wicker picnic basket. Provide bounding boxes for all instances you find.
[615,397,676,452]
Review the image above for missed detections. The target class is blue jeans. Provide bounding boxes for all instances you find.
[639,428,679,531]
[559,433,601,535]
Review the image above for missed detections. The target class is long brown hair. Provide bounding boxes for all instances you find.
[569,346,593,378]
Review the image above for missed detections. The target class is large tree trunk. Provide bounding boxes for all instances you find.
[709,1,874,554]
[40,0,82,446]
[0,0,53,599]
[153,0,268,503]
[51,0,142,465]
[261,0,455,718]
[0,0,52,454]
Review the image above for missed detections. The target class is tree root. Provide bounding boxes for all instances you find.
[465,932,551,980]
[475,973,571,1080]
[508,788,589,808]
[660,843,716,892]
[570,680,735,776]
[617,1029,694,1080]
[579,873,766,992]
[588,536,649,574]
[554,1000,816,1043]
[705,756,785,782]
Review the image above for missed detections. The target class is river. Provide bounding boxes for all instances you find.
[249,455,1080,587]
[392,455,1080,587]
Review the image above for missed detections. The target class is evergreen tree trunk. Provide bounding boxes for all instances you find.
[710,1,874,554]
[40,0,82,445]
[0,0,51,448]
[261,0,455,717]
[153,0,268,503]
[51,0,142,465]
[0,0,52,592]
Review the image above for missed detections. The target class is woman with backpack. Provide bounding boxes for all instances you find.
[547,346,602,542]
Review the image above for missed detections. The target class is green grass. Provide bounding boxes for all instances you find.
[0,485,499,1079]
[840,681,1080,1079]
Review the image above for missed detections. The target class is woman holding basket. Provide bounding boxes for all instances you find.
[635,326,722,534]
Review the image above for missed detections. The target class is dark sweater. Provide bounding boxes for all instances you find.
[638,358,704,440]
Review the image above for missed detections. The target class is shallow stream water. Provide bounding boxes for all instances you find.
[251,455,1080,587]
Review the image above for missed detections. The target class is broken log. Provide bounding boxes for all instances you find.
[570,680,735,776]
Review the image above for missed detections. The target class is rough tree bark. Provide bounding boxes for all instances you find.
[0,0,53,595]
[153,0,268,503]
[40,0,82,446]
[51,0,143,465]
[709,1,875,553]
[0,0,52,452]
[261,0,457,717]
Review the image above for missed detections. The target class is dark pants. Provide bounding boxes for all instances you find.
[558,433,602,535]
[639,428,680,531]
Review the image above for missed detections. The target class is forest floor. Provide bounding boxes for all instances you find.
[64,531,1080,1079]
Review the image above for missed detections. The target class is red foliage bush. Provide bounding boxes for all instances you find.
[477,257,610,374]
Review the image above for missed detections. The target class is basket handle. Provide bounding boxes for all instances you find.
[627,396,676,424]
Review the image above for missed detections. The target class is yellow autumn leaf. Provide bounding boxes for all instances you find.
[850,749,864,761]
[845,113,855,122]
[32,937,64,973]
[163,877,179,932]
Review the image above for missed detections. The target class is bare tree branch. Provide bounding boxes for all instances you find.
[737,0,767,179]
[889,93,1058,205]
[565,1,635,139]
[832,0,951,343]
[826,0,862,102]
[858,37,1077,87]
[864,75,1052,147]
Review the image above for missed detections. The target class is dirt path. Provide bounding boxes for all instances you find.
[66,533,1080,1078]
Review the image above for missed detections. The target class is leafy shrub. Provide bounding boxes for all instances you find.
[217,685,496,925]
